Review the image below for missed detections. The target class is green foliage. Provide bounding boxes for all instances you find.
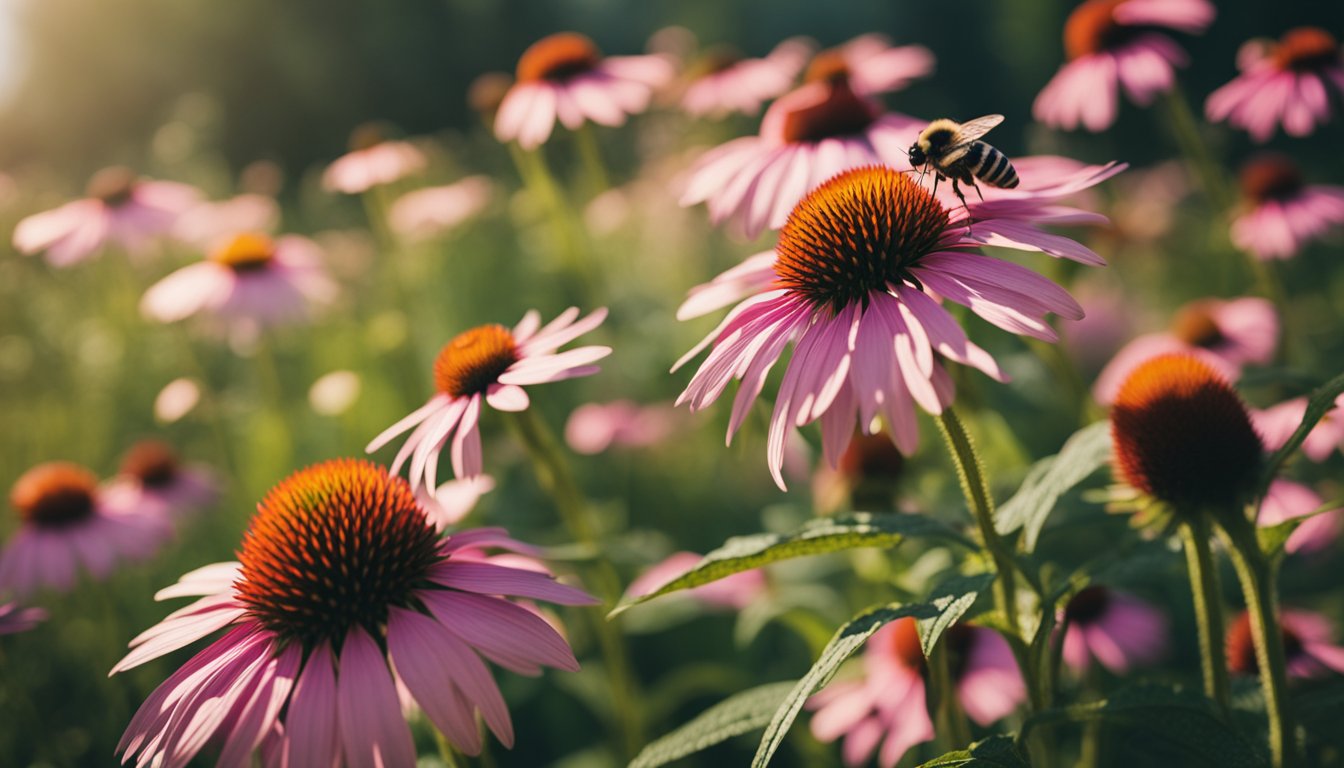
[628,682,795,768]
[916,736,1030,767]
[917,572,997,656]
[994,421,1111,552]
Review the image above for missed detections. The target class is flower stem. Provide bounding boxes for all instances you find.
[1220,515,1293,768]
[573,123,611,195]
[505,407,643,759]
[928,641,971,750]
[507,144,598,301]
[1178,514,1232,717]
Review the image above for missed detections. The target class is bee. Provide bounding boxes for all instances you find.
[907,114,1019,215]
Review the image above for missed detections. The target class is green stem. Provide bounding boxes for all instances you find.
[1079,663,1104,768]
[252,334,294,468]
[505,407,643,759]
[361,184,431,379]
[929,641,971,750]
[1178,515,1231,717]
[1220,516,1292,768]
[171,325,236,480]
[573,123,611,195]
[508,144,597,301]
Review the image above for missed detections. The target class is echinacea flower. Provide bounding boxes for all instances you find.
[1253,394,1344,462]
[1230,153,1344,261]
[1033,0,1215,132]
[564,400,678,455]
[112,440,218,520]
[387,176,493,242]
[322,125,427,194]
[801,33,935,97]
[676,163,1121,489]
[626,551,766,611]
[1206,27,1344,142]
[813,430,907,515]
[680,79,923,239]
[13,166,201,267]
[1258,480,1340,555]
[0,462,170,598]
[173,193,280,247]
[680,38,813,118]
[468,72,514,121]
[1227,608,1344,679]
[1093,297,1277,405]
[494,32,674,150]
[140,232,337,331]
[1110,353,1263,513]
[423,475,496,532]
[0,602,46,636]
[113,459,595,766]
[1061,586,1168,673]
[808,618,1024,767]
[367,308,610,492]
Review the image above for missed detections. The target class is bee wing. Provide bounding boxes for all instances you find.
[950,114,1005,147]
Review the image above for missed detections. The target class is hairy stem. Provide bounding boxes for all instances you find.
[1178,515,1232,716]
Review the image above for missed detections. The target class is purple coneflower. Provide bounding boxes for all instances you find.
[0,462,170,598]
[322,125,427,194]
[494,32,674,150]
[110,440,218,521]
[13,166,200,267]
[1093,297,1277,405]
[1207,27,1344,142]
[1258,480,1340,555]
[1227,608,1344,679]
[680,38,813,118]
[802,33,935,97]
[676,163,1120,489]
[388,176,493,242]
[564,400,678,455]
[1061,586,1168,674]
[173,193,280,247]
[422,475,496,532]
[1253,394,1344,463]
[0,602,46,636]
[1033,0,1214,132]
[808,617,1024,768]
[367,308,609,492]
[113,459,594,766]
[1230,153,1344,261]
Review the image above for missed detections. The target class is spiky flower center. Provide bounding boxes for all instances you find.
[120,440,179,488]
[1226,612,1304,674]
[517,32,601,83]
[1064,586,1111,625]
[86,166,138,207]
[889,616,927,670]
[1064,0,1133,59]
[1111,354,1263,510]
[235,459,440,647]
[778,82,876,143]
[1170,302,1225,348]
[1239,154,1305,204]
[775,166,948,312]
[11,462,98,527]
[1272,27,1340,72]
[434,324,519,397]
[803,50,850,85]
[210,232,276,272]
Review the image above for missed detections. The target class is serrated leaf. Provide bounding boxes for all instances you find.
[610,513,969,617]
[995,421,1111,551]
[1261,371,1344,490]
[917,572,996,656]
[629,682,795,768]
[917,735,1029,767]
[1257,503,1339,559]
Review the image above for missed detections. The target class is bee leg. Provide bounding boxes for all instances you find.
[951,178,973,234]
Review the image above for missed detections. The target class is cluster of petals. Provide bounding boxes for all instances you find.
[1206,27,1344,142]
[388,175,493,242]
[1230,154,1344,261]
[625,552,767,610]
[806,33,935,97]
[106,440,219,522]
[322,138,427,194]
[679,37,813,118]
[564,400,679,454]
[0,601,46,635]
[172,193,280,247]
[1033,0,1214,132]
[1060,587,1168,674]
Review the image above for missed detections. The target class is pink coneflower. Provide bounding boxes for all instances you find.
[367,308,610,492]
[140,232,337,330]
[172,193,280,247]
[802,33,935,97]
[564,400,678,455]
[494,32,674,150]
[322,125,427,194]
[423,475,496,532]
[13,166,201,267]
[809,618,1024,767]
[626,551,766,611]
[1033,0,1215,132]
[1061,586,1168,674]
[676,164,1120,489]
[111,440,218,521]
[1093,297,1277,405]
[1227,608,1344,679]
[680,79,923,239]
[1230,153,1344,261]
[1253,394,1344,462]
[813,430,908,514]
[1206,28,1344,142]
[680,38,813,118]
[1258,480,1340,555]
[388,176,494,243]
[113,459,594,765]
[0,602,46,635]
[0,462,170,598]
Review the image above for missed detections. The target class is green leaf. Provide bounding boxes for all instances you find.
[1261,371,1344,490]
[629,682,795,768]
[994,421,1111,551]
[917,572,996,656]
[609,513,970,617]
[917,735,1030,767]
[752,574,994,768]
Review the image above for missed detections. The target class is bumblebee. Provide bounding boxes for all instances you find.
[908,115,1019,212]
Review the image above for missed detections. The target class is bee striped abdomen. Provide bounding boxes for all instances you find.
[966,141,1019,189]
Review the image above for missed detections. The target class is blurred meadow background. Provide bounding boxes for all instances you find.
[2,0,1344,766]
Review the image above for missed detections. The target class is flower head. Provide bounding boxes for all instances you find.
[1227,608,1344,679]
[1034,0,1215,131]
[677,163,1120,488]
[1110,354,1263,511]
[1230,153,1344,261]
[494,32,673,150]
[367,308,610,493]
[564,400,678,454]
[113,459,595,765]
[802,34,934,97]
[0,462,170,597]
[388,176,493,242]
[1207,28,1344,141]
[173,193,280,247]
[680,38,813,118]
[322,124,427,194]
[0,602,46,636]
[1061,586,1168,673]
[13,167,201,267]
[814,430,908,514]
[112,439,218,520]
